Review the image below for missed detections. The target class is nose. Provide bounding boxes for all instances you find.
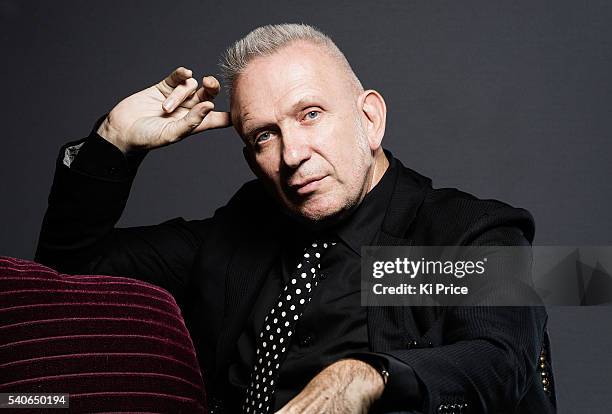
[281,128,312,169]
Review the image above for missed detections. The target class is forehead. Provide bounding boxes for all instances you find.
[231,41,349,129]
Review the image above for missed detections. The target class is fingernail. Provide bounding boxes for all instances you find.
[163,99,173,111]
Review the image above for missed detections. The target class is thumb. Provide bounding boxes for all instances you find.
[163,101,215,142]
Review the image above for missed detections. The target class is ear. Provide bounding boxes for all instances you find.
[358,89,387,151]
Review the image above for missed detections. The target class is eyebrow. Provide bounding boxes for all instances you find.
[290,96,321,112]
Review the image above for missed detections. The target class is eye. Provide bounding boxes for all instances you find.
[255,131,272,144]
[304,110,319,120]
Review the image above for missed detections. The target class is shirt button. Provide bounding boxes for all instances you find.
[108,166,117,175]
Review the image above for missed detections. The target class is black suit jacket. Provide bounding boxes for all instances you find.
[36,139,556,413]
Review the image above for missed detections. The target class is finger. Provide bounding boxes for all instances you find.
[156,67,193,97]
[163,77,199,113]
[163,101,215,141]
[181,86,206,109]
[164,66,192,88]
[192,110,232,133]
[181,76,223,109]
[197,75,221,101]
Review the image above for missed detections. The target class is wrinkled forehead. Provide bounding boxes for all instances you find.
[230,42,353,132]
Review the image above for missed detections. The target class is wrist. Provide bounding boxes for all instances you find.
[335,359,386,404]
[356,359,386,401]
[96,117,128,154]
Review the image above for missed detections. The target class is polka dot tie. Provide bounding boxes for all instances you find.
[242,240,335,414]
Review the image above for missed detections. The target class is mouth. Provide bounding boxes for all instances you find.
[288,175,328,196]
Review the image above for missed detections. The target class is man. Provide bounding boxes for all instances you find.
[36,24,556,413]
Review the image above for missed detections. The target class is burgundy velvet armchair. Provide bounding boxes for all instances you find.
[0,256,208,413]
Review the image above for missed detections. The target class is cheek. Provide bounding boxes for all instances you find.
[325,124,369,182]
[316,120,352,166]
[254,152,282,184]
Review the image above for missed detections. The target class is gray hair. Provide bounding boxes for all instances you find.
[219,23,363,96]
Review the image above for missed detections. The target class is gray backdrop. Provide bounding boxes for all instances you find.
[1,1,611,412]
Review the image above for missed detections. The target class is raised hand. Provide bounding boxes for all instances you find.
[97,67,231,153]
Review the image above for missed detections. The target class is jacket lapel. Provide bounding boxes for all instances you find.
[367,154,432,351]
[213,208,285,380]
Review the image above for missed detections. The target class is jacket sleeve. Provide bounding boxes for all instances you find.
[374,221,550,413]
[35,119,219,302]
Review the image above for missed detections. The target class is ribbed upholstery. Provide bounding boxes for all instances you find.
[0,256,207,413]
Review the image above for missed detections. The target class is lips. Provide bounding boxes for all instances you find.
[288,175,328,195]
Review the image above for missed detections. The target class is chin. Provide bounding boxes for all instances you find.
[289,194,349,224]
